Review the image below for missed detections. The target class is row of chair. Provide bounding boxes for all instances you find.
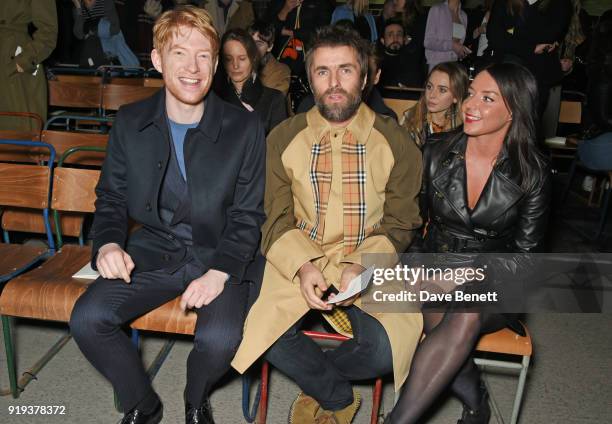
[0,115,533,424]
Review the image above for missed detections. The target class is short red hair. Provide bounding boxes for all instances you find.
[153,5,220,57]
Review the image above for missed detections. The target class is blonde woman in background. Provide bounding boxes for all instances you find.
[331,0,378,43]
[401,61,469,146]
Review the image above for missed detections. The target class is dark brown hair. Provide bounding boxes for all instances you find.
[221,28,261,73]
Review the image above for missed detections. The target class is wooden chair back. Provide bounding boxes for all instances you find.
[40,130,108,166]
[51,167,100,214]
[383,98,418,121]
[0,163,51,209]
[48,79,102,109]
[559,100,582,124]
[0,131,41,163]
[102,84,161,111]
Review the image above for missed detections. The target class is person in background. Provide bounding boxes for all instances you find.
[265,0,334,75]
[424,0,469,71]
[331,0,378,43]
[375,0,398,37]
[248,21,291,96]
[0,0,57,131]
[73,0,119,41]
[393,0,427,64]
[217,28,288,133]
[472,0,493,58]
[401,61,468,146]
[197,0,255,36]
[486,0,572,116]
[378,19,425,88]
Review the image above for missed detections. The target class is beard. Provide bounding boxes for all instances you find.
[314,86,362,123]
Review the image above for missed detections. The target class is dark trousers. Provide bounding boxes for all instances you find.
[265,307,393,411]
[69,260,250,411]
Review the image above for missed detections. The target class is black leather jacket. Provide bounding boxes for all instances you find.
[419,133,551,256]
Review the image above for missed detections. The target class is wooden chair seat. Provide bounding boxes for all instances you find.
[0,245,92,322]
[0,244,47,277]
[131,297,196,335]
[476,326,532,357]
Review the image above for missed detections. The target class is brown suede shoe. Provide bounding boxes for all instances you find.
[289,392,322,424]
[314,411,339,424]
[315,391,361,424]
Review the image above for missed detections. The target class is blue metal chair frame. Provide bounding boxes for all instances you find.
[0,140,56,397]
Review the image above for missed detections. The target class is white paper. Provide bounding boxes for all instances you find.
[72,262,100,280]
[452,23,466,40]
[544,136,567,147]
[327,266,375,304]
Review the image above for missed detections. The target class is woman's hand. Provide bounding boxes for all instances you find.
[452,40,471,59]
[278,0,302,21]
[71,0,81,8]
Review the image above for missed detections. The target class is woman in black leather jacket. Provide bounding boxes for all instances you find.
[386,63,551,424]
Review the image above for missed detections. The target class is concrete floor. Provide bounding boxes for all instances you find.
[0,313,611,423]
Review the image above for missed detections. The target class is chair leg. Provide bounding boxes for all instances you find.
[510,356,530,424]
[2,315,19,398]
[560,157,579,207]
[257,361,269,424]
[595,184,611,241]
[370,378,383,424]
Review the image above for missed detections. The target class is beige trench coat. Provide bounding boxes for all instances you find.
[232,105,424,392]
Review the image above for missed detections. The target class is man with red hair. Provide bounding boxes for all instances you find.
[69,6,265,424]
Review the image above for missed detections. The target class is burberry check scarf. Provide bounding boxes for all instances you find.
[298,129,369,338]
[298,129,367,255]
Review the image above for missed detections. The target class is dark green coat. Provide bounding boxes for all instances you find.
[0,0,57,131]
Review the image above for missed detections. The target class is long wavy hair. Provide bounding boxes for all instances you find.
[403,61,469,146]
[483,62,547,190]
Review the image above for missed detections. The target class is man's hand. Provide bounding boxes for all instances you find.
[15,63,24,73]
[298,261,331,310]
[534,43,557,54]
[329,263,366,307]
[180,269,228,310]
[96,243,135,283]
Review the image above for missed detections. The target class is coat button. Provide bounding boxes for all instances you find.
[451,186,457,191]
[168,233,175,240]
[435,191,444,198]
[163,254,170,261]
[157,161,162,169]
[145,202,152,211]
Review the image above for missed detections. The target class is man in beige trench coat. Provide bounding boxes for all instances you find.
[232,25,423,424]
